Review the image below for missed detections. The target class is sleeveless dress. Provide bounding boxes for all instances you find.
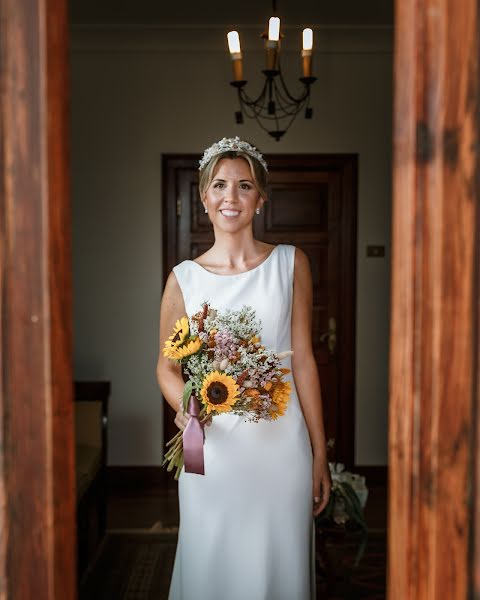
[168,244,316,600]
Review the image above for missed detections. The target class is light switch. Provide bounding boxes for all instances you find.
[366,245,385,257]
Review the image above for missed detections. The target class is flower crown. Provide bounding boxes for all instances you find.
[198,136,268,172]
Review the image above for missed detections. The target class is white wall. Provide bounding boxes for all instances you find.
[70,25,392,466]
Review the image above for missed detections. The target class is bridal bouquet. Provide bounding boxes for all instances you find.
[162,302,293,479]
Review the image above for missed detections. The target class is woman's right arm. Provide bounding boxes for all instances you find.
[156,271,191,431]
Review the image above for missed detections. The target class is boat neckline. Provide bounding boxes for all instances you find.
[186,244,281,277]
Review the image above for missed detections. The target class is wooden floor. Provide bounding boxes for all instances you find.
[98,481,388,598]
[107,483,180,531]
[106,481,387,531]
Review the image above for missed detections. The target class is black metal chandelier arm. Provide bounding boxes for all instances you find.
[248,109,284,137]
[236,77,271,108]
[238,96,306,141]
[266,86,310,117]
[270,79,309,114]
[260,101,306,119]
[238,87,309,121]
[237,89,270,119]
[239,85,286,121]
[277,67,311,104]
[253,106,300,138]
[273,76,308,108]
[281,112,302,135]
[237,91,266,113]
[239,97,270,121]
[240,90,304,120]
[235,74,307,113]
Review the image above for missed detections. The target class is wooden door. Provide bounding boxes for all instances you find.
[163,154,357,467]
[2,1,480,597]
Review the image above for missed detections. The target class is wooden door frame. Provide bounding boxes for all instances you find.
[0,0,76,598]
[388,1,480,598]
[162,153,358,468]
[1,1,479,598]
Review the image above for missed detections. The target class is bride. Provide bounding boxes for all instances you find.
[157,136,331,599]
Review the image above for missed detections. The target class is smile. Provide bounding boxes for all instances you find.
[220,209,241,217]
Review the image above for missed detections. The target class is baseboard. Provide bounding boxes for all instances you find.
[108,464,388,489]
[107,466,174,489]
[354,465,388,486]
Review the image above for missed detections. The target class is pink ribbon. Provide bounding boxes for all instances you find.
[183,395,205,475]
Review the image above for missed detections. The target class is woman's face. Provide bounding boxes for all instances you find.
[203,157,264,233]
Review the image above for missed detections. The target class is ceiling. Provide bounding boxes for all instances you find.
[69,0,394,27]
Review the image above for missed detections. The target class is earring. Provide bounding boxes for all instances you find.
[204,206,208,213]
[255,207,260,214]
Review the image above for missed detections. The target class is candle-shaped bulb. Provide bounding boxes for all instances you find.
[268,17,280,41]
[227,31,243,81]
[302,28,313,51]
[301,28,313,77]
[227,31,241,54]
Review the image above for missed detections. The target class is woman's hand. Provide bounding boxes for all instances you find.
[173,401,191,431]
[312,453,332,517]
[173,398,212,431]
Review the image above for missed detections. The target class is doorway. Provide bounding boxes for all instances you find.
[1,1,479,599]
[163,153,358,467]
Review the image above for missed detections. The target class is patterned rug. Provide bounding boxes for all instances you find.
[80,525,386,599]
[79,530,177,600]
[316,527,387,599]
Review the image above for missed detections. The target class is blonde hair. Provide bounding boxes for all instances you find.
[198,151,268,203]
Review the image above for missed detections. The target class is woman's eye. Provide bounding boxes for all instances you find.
[213,182,251,190]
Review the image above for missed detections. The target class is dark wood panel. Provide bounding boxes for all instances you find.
[302,243,328,304]
[264,183,329,231]
[0,0,76,597]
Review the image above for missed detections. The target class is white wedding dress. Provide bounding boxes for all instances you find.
[168,244,316,600]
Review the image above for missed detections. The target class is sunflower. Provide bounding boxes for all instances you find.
[269,380,291,420]
[200,371,240,414]
[163,317,190,356]
[163,336,203,361]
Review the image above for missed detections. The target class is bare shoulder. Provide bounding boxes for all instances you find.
[191,252,208,266]
[291,247,313,351]
[293,246,311,281]
[163,269,181,296]
[262,241,277,253]
[161,270,185,318]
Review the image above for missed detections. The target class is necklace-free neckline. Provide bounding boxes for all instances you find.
[187,244,280,277]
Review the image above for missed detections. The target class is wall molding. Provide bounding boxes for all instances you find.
[107,464,388,489]
[70,25,393,55]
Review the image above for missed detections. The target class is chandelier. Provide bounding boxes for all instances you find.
[226,3,316,141]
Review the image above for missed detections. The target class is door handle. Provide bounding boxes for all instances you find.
[319,317,336,355]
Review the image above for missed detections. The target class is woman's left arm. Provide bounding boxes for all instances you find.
[291,247,332,516]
